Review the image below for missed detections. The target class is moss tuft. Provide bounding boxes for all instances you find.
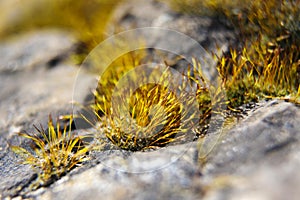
[92,57,209,151]
[11,115,90,188]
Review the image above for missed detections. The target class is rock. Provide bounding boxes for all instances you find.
[11,100,299,200]
[112,0,235,53]
[202,100,300,175]
[109,0,236,81]
[0,30,76,73]
[201,100,300,200]
[0,150,36,198]
[35,143,203,200]
[0,30,94,198]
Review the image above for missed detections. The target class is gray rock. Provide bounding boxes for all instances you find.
[35,143,203,200]
[0,31,95,131]
[202,100,300,175]
[109,0,236,82]
[13,100,299,200]
[0,30,76,73]
[201,100,300,200]
[0,150,36,198]
[0,30,94,198]
[112,0,235,52]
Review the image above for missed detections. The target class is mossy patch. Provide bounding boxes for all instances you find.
[10,0,300,190]
[10,116,90,189]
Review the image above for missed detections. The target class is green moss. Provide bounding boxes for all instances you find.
[217,36,300,107]
[163,0,300,38]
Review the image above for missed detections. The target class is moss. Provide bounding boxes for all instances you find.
[217,35,300,107]
[163,0,300,106]
[162,0,300,38]
[92,57,207,151]
[93,50,147,116]
[11,115,90,188]
[91,0,300,151]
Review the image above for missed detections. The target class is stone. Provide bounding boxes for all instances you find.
[202,100,300,175]
[8,100,298,200]
[0,30,94,198]
[0,30,76,73]
[110,0,236,82]
[35,143,203,200]
[201,100,300,200]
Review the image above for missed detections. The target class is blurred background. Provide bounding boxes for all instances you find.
[0,0,298,59]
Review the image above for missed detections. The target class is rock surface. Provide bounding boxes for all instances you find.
[1,0,300,200]
[0,30,94,198]
[202,100,300,200]
[9,100,294,200]
[0,30,76,73]
[109,0,236,81]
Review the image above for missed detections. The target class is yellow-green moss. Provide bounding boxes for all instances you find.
[163,0,300,106]
[92,57,207,151]
[11,116,89,188]
[11,0,300,173]
[218,39,300,107]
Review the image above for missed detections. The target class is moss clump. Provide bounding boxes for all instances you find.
[218,38,300,107]
[93,50,147,116]
[11,116,89,188]
[163,0,300,106]
[92,58,207,151]
[90,0,300,152]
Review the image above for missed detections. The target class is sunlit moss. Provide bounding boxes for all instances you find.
[93,50,147,116]
[163,0,300,106]
[11,116,90,188]
[92,57,209,151]
[91,0,300,152]
[10,0,300,178]
[217,36,300,107]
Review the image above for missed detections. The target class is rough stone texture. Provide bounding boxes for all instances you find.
[0,30,94,198]
[3,99,299,199]
[10,100,298,200]
[111,0,235,52]
[203,100,300,175]
[36,145,203,200]
[202,100,300,200]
